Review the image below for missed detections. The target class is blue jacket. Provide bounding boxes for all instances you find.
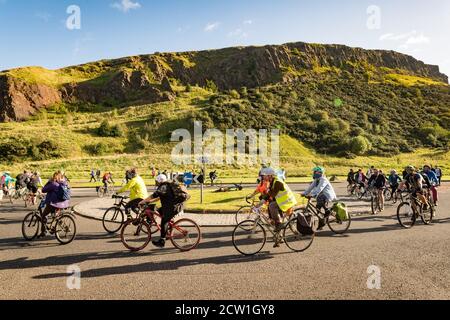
[423,171,438,185]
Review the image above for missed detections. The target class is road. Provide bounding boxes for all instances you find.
[0,184,449,300]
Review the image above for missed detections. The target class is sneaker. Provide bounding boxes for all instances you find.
[152,239,166,248]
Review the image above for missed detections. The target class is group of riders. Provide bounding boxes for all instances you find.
[0,163,445,247]
[347,165,441,212]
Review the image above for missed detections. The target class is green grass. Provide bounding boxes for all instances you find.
[384,73,447,87]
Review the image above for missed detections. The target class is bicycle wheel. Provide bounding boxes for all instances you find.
[283,217,315,252]
[22,212,40,241]
[214,180,223,188]
[235,206,257,226]
[397,202,416,229]
[102,207,124,234]
[327,211,352,234]
[55,215,77,245]
[169,219,201,251]
[232,220,266,256]
[421,204,434,225]
[371,196,380,215]
[97,187,106,198]
[384,188,392,202]
[347,184,354,196]
[121,219,151,252]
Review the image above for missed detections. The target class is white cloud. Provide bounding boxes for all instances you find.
[243,20,253,25]
[380,30,430,50]
[204,22,220,32]
[111,0,141,13]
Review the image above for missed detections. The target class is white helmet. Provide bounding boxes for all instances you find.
[261,167,276,176]
[156,174,168,184]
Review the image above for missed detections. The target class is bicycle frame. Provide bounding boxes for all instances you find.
[139,206,187,239]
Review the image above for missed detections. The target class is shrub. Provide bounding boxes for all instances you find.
[97,120,124,137]
[349,136,372,155]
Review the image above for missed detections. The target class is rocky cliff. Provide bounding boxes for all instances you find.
[0,41,448,122]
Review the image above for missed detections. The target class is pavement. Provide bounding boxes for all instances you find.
[0,183,449,300]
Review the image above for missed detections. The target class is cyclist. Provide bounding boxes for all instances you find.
[422,165,438,206]
[39,172,71,237]
[388,169,402,198]
[116,168,148,220]
[102,172,115,192]
[399,166,429,210]
[366,166,375,180]
[139,174,186,248]
[209,170,218,186]
[347,169,355,186]
[1,172,15,195]
[260,167,297,243]
[302,166,337,230]
[435,166,442,186]
[246,177,270,212]
[367,168,386,212]
[15,171,30,191]
[26,172,43,205]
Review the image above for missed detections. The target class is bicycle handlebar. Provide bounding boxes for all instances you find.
[112,194,129,200]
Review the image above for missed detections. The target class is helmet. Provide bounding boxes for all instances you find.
[156,174,168,184]
[261,167,276,176]
[390,169,397,175]
[313,166,325,174]
[405,165,415,173]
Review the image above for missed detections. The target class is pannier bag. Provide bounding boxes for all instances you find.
[296,211,319,236]
[332,202,349,221]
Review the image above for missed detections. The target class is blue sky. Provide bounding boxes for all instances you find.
[1,0,449,77]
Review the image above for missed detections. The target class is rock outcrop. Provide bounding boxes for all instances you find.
[0,41,448,122]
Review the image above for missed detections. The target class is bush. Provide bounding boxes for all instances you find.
[85,142,111,156]
[97,120,124,137]
[229,89,240,99]
[349,136,372,155]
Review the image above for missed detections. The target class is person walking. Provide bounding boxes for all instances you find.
[89,169,96,183]
[435,166,442,186]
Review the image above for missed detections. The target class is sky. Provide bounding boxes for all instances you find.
[0,0,449,77]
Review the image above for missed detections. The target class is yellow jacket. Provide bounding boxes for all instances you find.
[118,175,148,200]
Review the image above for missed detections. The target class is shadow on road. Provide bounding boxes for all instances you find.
[31,253,274,280]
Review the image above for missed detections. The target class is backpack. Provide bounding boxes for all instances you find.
[57,184,71,202]
[296,211,319,236]
[169,182,191,204]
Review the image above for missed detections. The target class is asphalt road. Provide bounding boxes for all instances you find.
[0,184,449,300]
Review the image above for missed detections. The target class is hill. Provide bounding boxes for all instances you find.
[0,41,449,173]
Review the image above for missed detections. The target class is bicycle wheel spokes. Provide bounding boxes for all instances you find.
[235,206,257,226]
[22,212,40,241]
[121,220,151,252]
[421,205,434,225]
[170,219,201,251]
[397,202,416,229]
[55,215,77,245]
[232,220,266,256]
[327,212,352,234]
[283,218,315,252]
[102,207,124,234]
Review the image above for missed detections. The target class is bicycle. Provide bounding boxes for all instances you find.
[121,204,201,252]
[8,187,28,204]
[371,188,384,215]
[347,182,358,196]
[97,183,116,198]
[235,196,268,226]
[22,199,77,245]
[397,191,434,229]
[232,207,315,256]
[102,195,140,234]
[302,197,352,234]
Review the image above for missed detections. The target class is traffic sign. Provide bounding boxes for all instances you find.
[183,172,193,186]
